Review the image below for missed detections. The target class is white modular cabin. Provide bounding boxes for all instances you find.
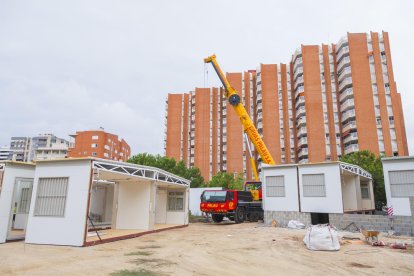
[262,162,375,214]
[382,156,414,216]
[262,164,300,212]
[24,158,190,246]
[0,162,35,243]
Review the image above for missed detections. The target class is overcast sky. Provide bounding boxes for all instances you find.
[1,0,413,156]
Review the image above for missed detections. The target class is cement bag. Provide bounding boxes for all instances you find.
[303,224,340,251]
[288,220,305,229]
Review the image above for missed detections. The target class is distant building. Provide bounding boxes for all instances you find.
[33,134,71,161]
[7,134,71,162]
[0,146,11,161]
[68,129,131,162]
[9,137,32,162]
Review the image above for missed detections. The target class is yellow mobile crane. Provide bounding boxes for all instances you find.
[204,54,275,200]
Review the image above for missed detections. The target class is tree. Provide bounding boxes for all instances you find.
[207,172,245,190]
[340,150,385,208]
[128,153,204,188]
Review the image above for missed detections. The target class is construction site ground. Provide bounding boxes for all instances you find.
[1,222,413,275]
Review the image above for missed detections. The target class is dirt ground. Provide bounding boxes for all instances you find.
[1,222,414,275]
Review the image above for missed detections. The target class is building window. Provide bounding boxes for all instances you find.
[389,170,414,197]
[361,183,370,199]
[266,176,285,197]
[92,135,99,140]
[34,177,68,217]
[302,174,326,197]
[92,152,97,156]
[168,191,184,211]
[104,153,109,157]
[91,143,98,148]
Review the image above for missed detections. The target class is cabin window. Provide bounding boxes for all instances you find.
[360,183,370,199]
[266,176,285,197]
[168,191,184,211]
[389,170,414,197]
[34,177,68,217]
[302,174,326,197]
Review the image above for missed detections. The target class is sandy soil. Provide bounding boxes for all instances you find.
[0,222,413,275]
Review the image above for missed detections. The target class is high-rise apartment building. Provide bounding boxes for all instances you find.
[0,146,11,161]
[165,31,408,180]
[68,129,131,162]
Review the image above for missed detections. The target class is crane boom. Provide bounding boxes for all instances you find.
[204,55,275,170]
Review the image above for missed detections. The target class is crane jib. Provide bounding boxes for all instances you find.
[210,62,228,89]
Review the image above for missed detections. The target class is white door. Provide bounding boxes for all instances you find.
[8,178,33,240]
[155,189,167,224]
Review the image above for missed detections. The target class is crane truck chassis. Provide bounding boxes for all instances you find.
[200,190,264,223]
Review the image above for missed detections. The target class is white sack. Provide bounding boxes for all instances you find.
[288,220,305,229]
[303,224,340,251]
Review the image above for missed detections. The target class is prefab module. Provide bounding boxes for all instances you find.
[382,156,414,216]
[262,161,375,215]
[24,158,190,246]
[0,162,35,243]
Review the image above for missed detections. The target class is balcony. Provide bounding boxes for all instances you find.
[295,96,305,109]
[341,109,356,122]
[294,67,303,80]
[298,137,308,147]
[339,88,354,103]
[338,67,352,82]
[296,106,306,117]
[342,121,357,133]
[336,46,350,62]
[337,57,351,73]
[336,37,348,54]
[295,86,305,99]
[296,116,306,127]
[343,132,358,144]
[338,77,352,92]
[298,147,309,159]
[344,144,359,155]
[297,126,307,138]
[340,98,355,112]
[256,92,262,101]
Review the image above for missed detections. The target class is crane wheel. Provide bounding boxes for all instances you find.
[234,207,246,224]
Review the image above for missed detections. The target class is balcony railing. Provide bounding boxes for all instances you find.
[339,88,353,103]
[338,77,352,92]
[343,132,358,144]
[344,144,359,155]
[294,67,303,80]
[296,116,306,127]
[296,106,306,117]
[342,121,357,133]
[338,67,352,82]
[340,98,355,112]
[341,109,356,122]
[295,96,305,109]
[297,126,307,137]
[336,46,350,62]
[298,137,308,147]
[337,57,351,72]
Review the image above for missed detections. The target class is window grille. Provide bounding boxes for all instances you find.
[302,174,326,197]
[18,187,31,213]
[266,176,285,197]
[389,170,414,197]
[34,177,68,216]
[168,191,184,211]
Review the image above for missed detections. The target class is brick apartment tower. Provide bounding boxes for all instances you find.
[68,130,131,162]
[165,31,408,180]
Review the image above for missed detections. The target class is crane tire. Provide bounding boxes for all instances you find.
[234,207,246,224]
